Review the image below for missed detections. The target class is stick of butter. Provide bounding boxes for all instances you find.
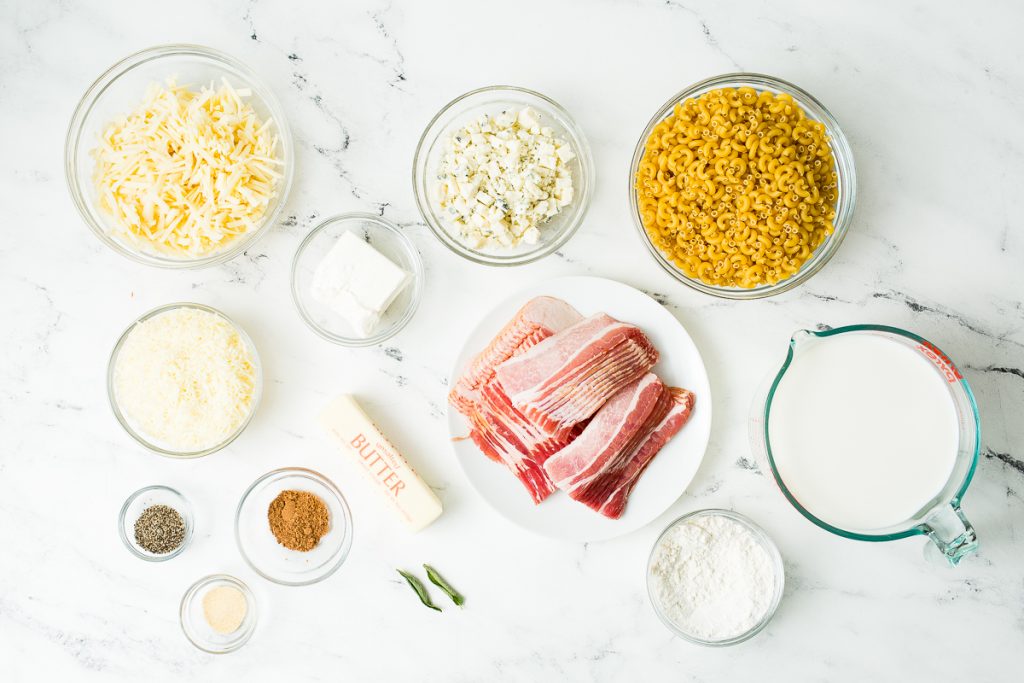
[319,395,442,532]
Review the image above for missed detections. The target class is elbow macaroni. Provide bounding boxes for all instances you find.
[635,88,838,288]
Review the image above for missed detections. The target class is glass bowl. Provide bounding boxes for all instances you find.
[107,302,263,458]
[65,44,294,269]
[235,467,354,586]
[118,485,194,561]
[413,85,594,266]
[646,508,785,646]
[291,213,423,346]
[180,574,258,654]
[629,73,857,299]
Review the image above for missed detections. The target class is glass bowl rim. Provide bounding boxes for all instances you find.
[64,42,295,269]
[628,72,857,299]
[412,84,595,266]
[117,484,194,562]
[234,466,354,586]
[179,573,258,654]
[290,212,424,347]
[759,324,981,541]
[106,301,263,458]
[646,507,785,646]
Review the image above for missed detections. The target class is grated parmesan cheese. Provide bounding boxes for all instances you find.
[113,307,257,452]
[92,79,282,259]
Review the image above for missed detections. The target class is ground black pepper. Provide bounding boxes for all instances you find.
[133,504,186,554]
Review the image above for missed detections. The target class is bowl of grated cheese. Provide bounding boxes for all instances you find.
[413,85,594,266]
[107,302,262,458]
[65,44,294,268]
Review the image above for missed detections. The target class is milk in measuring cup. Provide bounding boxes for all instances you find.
[768,334,959,531]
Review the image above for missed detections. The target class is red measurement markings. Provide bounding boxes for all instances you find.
[916,342,963,383]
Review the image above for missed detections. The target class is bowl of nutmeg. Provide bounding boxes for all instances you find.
[234,467,353,586]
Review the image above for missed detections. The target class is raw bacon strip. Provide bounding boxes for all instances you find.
[461,386,560,502]
[466,378,583,503]
[543,374,665,491]
[449,296,582,502]
[593,388,695,519]
[466,405,557,503]
[449,296,582,415]
[495,314,659,439]
[478,378,581,461]
[543,375,695,519]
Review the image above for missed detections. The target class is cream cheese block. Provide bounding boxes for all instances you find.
[310,231,410,337]
[319,395,442,531]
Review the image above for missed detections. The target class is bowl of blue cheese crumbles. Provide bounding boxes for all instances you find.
[413,85,594,266]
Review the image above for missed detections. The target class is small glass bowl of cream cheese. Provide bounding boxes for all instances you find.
[646,509,785,646]
[291,213,424,347]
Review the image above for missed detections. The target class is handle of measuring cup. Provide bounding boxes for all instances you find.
[921,503,978,567]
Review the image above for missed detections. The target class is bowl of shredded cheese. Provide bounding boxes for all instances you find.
[413,85,594,266]
[66,44,294,268]
[629,73,856,299]
[108,302,262,457]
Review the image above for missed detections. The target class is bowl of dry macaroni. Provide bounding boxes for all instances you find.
[629,73,856,299]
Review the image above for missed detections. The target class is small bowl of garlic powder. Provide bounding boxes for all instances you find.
[647,509,784,646]
[413,85,594,266]
[180,574,257,654]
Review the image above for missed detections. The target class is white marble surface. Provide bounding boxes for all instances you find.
[2,0,1022,680]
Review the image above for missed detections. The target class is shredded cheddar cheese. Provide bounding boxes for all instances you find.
[113,307,257,452]
[92,79,282,258]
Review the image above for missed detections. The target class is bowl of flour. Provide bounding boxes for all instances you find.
[647,509,784,645]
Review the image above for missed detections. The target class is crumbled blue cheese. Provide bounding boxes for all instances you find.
[434,107,575,249]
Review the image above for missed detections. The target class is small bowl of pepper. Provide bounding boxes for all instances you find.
[118,485,194,561]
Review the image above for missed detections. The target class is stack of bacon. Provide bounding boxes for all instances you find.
[450,296,695,519]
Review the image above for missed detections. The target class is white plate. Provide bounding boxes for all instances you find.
[447,276,712,541]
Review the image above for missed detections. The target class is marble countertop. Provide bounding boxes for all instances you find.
[2,0,1022,680]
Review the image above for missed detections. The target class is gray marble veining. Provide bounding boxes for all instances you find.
[1,0,1022,680]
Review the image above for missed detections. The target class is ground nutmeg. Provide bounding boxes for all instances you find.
[267,489,330,551]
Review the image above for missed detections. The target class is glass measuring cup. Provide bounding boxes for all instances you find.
[749,325,980,566]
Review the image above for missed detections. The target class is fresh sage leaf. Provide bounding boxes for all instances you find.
[424,564,464,607]
[397,569,441,612]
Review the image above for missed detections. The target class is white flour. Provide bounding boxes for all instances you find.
[650,513,777,641]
